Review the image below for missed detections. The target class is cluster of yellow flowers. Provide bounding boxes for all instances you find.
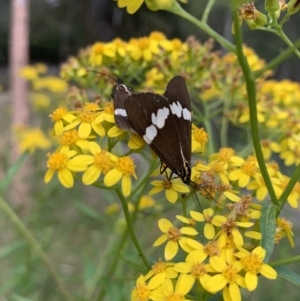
[42,32,300,301]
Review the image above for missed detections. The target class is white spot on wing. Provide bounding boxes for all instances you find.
[115,108,127,117]
[151,107,169,129]
[183,108,191,120]
[170,101,183,118]
[143,125,157,144]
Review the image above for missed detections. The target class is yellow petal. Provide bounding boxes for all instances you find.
[104,169,123,186]
[165,240,178,261]
[82,165,101,185]
[122,175,131,197]
[58,168,74,188]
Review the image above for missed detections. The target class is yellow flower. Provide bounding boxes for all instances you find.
[31,93,51,110]
[44,149,90,188]
[104,156,137,197]
[138,195,156,210]
[151,274,194,301]
[128,133,146,150]
[276,217,294,247]
[89,42,116,66]
[185,240,220,263]
[14,126,52,153]
[128,37,160,61]
[131,275,154,301]
[58,129,90,152]
[64,110,105,139]
[279,146,300,166]
[191,126,208,153]
[214,216,254,249]
[247,175,282,201]
[149,178,190,203]
[174,258,212,291]
[190,208,217,239]
[144,259,178,289]
[117,0,144,14]
[82,142,116,185]
[209,147,236,164]
[112,37,128,57]
[228,156,259,187]
[19,65,38,80]
[206,256,246,300]
[33,76,68,93]
[153,218,198,261]
[235,246,277,291]
[94,102,115,124]
[35,63,48,74]
[49,106,77,136]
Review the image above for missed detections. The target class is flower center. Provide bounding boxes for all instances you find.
[193,127,208,143]
[162,179,172,189]
[167,227,181,241]
[210,161,225,173]
[241,161,257,176]
[80,111,96,123]
[115,156,136,176]
[222,264,239,283]
[204,241,220,256]
[47,152,68,170]
[241,253,263,274]
[191,262,207,278]
[93,42,104,54]
[134,284,151,301]
[139,38,150,49]
[165,292,184,301]
[152,259,166,274]
[84,102,100,111]
[218,147,235,162]
[105,102,114,114]
[94,151,114,174]
[50,106,67,122]
[60,129,79,145]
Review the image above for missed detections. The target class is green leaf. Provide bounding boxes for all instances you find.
[260,202,276,262]
[275,266,300,287]
[0,241,25,259]
[0,152,28,193]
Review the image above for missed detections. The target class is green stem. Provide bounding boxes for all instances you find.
[232,12,279,207]
[278,164,300,214]
[0,196,74,301]
[270,255,300,267]
[275,25,300,59]
[202,0,216,23]
[116,188,150,269]
[254,38,300,78]
[166,3,236,53]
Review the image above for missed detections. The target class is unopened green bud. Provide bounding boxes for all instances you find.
[265,0,280,13]
[254,11,268,26]
[287,0,300,15]
[145,0,176,11]
[245,11,268,29]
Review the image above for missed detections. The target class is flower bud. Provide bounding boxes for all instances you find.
[287,0,300,15]
[265,0,280,13]
[145,0,176,11]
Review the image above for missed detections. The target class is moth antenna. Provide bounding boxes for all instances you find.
[85,69,119,84]
[190,184,203,212]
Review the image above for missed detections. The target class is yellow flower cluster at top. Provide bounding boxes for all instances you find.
[44,32,299,301]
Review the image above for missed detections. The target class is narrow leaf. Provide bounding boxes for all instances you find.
[0,152,28,193]
[275,266,300,287]
[260,202,276,262]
